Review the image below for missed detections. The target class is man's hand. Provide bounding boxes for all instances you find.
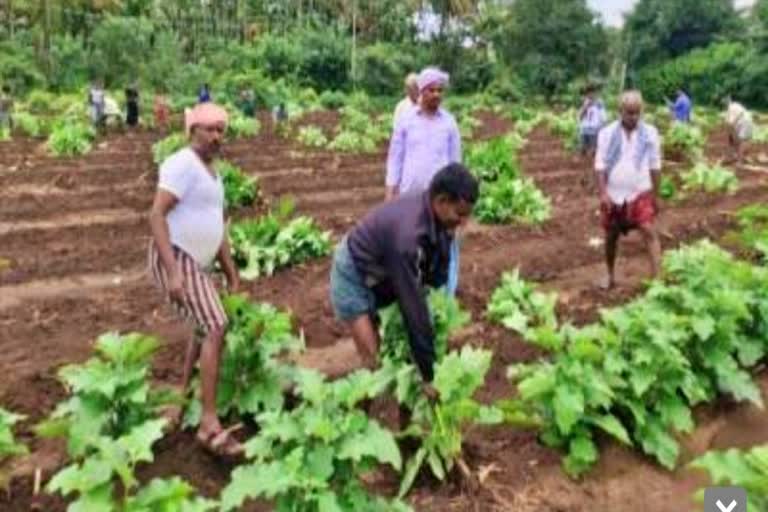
[227,272,241,294]
[422,382,439,402]
[168,266,185,303]
[385,186,398,202]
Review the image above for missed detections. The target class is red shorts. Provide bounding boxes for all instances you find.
[601,191,656,234]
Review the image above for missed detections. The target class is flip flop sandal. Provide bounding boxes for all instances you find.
[197,424,245,460]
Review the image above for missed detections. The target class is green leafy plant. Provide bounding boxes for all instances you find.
[458,114,481,139]
[227,114,260,138]
[220,368,411,512]
[486,268,559,340]
[475,177,552,225]
[465,136,522,182]
[659,174,677,200]
[665,122,704,161]
[13,111,45,137]
[152,132,187,165]
[37,333,177,458]
[379,292,501,495]
[733,204,768,258]
[48,419,215,511]
[546,111,579,151]
[296,125,328,148]
[214,159,259,209]
[396,347,502,497]
[328,130,377,153]
[184,295,304,426]
[46,122,95,156]
[229,200,332,279]
[379,289,471,366]
[681,161,738,194]
[690,444,768,511]
[0,407,28,491]
[493,241,768,476]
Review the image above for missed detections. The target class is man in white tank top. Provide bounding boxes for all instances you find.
[149,102,243,457]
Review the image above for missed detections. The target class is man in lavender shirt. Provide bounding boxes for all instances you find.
[385,67,462,294]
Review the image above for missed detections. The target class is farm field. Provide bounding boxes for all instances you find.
[2,111,768,511]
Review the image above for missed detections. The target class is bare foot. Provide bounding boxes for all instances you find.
[596,276,615,290]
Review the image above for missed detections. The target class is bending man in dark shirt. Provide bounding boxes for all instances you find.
[330,163,479,399]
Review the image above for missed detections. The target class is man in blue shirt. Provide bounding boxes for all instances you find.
[668,89,692,123]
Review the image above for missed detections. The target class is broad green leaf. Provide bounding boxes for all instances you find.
[553,386,584,435]
[587,414,631,445]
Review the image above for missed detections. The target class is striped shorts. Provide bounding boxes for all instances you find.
[148,242,228,336]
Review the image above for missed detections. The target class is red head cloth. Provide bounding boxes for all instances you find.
[185,102,228,136]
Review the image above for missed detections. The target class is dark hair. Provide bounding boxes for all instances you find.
[429,163,479,204]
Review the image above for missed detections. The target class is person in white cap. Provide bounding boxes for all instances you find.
[393,73,419,128]
[385,67,463,295]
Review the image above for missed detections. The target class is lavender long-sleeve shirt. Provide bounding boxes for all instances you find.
[386,106,462,195]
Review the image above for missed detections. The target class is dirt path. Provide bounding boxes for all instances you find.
[2,117,767,511]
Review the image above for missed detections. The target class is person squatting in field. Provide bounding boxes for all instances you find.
[595,90,663,289]
[724,96,753,165]
[330,164,479,401]
[386,67,463,295]
[148,102,244,458]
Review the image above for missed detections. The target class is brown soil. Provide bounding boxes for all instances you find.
[2,115,768,511]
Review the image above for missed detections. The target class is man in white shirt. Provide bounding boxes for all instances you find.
[149,102,243,457]
[724,97,753,164]
[595,90,662,289]
[392,73,419,128]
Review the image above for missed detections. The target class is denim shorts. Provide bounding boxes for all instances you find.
[330,237,377,321]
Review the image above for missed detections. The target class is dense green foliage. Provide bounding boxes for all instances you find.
[0,407,27,490]
[184,295,304,427]
[37,333,176,457]
[220,367,410,512]
[151,132,187,165]
[229,200,332,279]
[681,162,738,194]
[215,159,260,210]
[467,133,551,225]
[624,0,743,69]
[490,242,768,476]
[691,444,768,510]
[47,122,96,156]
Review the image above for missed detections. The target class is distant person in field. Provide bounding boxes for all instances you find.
[88,79,106,128]
[272,102,287,124]
[198,83,212,104]
[578,84,607,168]
[237,89,256,118]
[330,164,478,398]
[148,102,243,457]
[386,67,462,295]
[0,85,13,132]
[153,92,171,131]
[125,83,140,127]
[724,96,753,164]
[667,88,692,123]
[393,73,419,128]
[595,90,662,289]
